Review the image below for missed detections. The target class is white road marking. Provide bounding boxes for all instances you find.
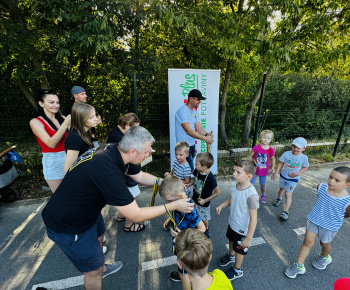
[141,256,177,271]
[293,227,306,235]
[32,236,267,288]
[31,275,84,290]
[225,236,266,250]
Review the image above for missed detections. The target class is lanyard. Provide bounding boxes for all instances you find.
[149,177,161,206]
[164,204,184,231]
[196,170,210,199]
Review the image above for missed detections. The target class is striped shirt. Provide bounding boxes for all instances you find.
[173,159,191,195]
[308,183,350,231]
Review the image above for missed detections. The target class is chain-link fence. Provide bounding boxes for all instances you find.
[1,73,350,180]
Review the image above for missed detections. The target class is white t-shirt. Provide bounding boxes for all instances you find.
[229,181,259,235]
[175,104,200,146]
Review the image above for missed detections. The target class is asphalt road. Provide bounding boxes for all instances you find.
[1,162,350,290]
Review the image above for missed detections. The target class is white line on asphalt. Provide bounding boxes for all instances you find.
[142,256,177,271]
[31,275,84,290]
[293,227,306,235]
[225,236,266,250]
[32,236,267,288]
[142,236,266,272]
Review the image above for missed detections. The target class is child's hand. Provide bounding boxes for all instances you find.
[198,198,205,206]
[215,206,222,216]
[164,172,170,177]
[288,172,299,178]
[271,173,278,181]
[170,227,180,238]
[241,237,252,248]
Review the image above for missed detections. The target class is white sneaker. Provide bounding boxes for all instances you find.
[103,236,106,243]
[103,246,107,254]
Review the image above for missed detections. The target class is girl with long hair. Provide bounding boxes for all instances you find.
[29,89,71,193]
[64,103,98,172]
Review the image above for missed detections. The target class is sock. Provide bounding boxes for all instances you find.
[296,262,303,268]
[229,254,235,260]
[234,267,242,273]
[277,198,282,201]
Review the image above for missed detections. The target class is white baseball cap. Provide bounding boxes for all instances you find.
[291,137,307,148]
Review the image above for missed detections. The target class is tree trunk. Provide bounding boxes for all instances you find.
[16,78,37,111]
[219,59,232,149]
[1,0,50,111]
[242,70,271,145]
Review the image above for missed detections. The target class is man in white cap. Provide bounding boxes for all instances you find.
[175,89,214,171]
[271,137,309,220]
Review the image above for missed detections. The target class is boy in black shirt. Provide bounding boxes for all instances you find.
[191,153,220,238]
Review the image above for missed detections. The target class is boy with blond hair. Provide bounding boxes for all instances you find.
[159,176,206,289]
[191,152,220,238]
[285,166,350,278]
[165,141,192,196]
[216,158,259,281]
[175,228,233,290]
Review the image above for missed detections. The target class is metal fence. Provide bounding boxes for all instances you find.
[1,74,350,179]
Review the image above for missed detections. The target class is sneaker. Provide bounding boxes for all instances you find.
[225,267,243,281]
[312,254,332,270]
[204,228,211,239]
[261,195,267,204]
[280,211,289,220]
[218,253,235,267]
[273,198,282,207]
[169,271,181,282]
[103,236,106,243]
[285,263,306,278]
[103,261,123,278]
[103,246,107,254]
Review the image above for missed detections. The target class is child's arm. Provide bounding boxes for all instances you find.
[241,208,258,249]
[248,150,255,158]
[270,155,276,174]
[271,161,284,180]
[183,177,191,185]
[215,197,231,216]
[288,166,308,178]
[198,186,220,206]
[196,220,206,232]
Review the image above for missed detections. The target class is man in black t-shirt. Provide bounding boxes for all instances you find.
[42,126,194,290]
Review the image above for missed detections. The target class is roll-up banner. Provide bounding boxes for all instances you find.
[168,69,221,174]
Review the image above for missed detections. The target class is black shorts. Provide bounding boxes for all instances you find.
[226,225,248,256]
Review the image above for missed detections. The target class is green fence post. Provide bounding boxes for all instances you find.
[133,70,138,116]
[333,98,350,157]
[252,72,268,147]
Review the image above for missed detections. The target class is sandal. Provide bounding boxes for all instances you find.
[117,217,125,222]
[124,223,145,232]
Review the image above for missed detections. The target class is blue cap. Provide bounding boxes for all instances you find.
[71,86,85,99]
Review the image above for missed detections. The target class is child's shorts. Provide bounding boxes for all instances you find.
[279,175,298,193]
[306,220,337,243]
[46,213,106,273]
[42,151,66,180]
[251,175,267,189]
[194,204,211,221]
[226,225,248,256]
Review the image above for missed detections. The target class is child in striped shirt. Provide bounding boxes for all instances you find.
[285,166,350,278]
[165,141,192,196]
